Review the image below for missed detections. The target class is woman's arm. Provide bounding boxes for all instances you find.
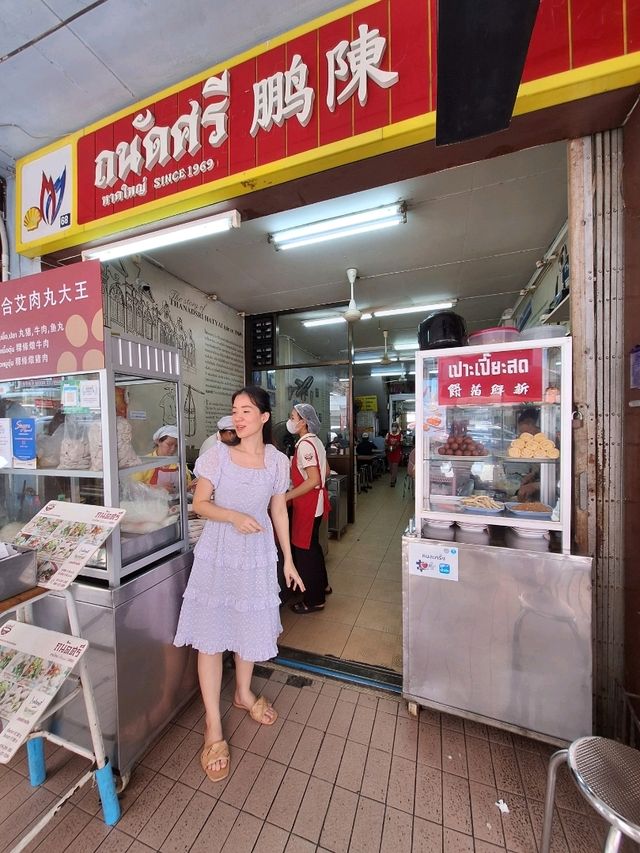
[192,476,262,533]
[270,493,304,591]
[285,465,321,502]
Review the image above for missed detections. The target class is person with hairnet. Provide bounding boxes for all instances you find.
[199,415,239,456]
[285,403,331,613]
[133,424,193,493]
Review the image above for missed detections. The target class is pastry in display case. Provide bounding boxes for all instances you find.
[0,334,189,586]
[415,337,572,552]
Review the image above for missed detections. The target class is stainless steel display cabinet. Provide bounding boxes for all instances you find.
[30,552,197,776]
[0,332,189,586]
[402,534,592,743]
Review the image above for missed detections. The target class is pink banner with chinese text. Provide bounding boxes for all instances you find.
[0,261,104,381]
[437,348,543,405]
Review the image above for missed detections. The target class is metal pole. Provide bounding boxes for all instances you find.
[540,749,568,853]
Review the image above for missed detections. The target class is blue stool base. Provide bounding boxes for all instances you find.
[27,738,46,787]
[95,761,120,826]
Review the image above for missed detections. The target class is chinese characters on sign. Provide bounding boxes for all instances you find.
[91,25,398,210]
[437,349,543,405]
[0,260,104,381]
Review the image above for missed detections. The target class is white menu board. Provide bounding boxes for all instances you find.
[0,620,88,763]
[12,501,125,590]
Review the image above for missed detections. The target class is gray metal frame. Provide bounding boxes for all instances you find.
[541,736,640,852]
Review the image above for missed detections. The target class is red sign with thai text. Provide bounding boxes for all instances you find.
[0,261,104,381]
[438,348,543,405]
[75,0,632,228]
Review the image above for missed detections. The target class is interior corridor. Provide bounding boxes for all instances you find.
[280,469,414,672]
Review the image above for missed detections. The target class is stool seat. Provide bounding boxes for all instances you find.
[568,737,640,840]
[541,736,640,852]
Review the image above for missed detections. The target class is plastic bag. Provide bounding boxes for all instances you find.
[37,423,63,468]
[59,415,92,470]
[88,417,141,470]
[119,477,174,534]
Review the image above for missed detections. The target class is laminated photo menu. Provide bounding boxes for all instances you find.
[0,620,88,763]
[12,500,125,590]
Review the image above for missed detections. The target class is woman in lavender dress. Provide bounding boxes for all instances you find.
[174,386,304,782]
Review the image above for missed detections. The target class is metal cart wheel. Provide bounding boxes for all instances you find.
[407,701,420,718]
[115,771,131,793]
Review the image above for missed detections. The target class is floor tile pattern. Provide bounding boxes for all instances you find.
[0,667,614,853]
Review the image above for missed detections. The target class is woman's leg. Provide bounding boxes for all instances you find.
[390,461,399,485]
[198,652,227,772]
[292,516,326,608]
[234,654,276,723]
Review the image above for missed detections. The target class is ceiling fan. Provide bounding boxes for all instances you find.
[380,329,393,364]
[343,267,362,322]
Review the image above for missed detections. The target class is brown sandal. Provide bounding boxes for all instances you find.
[232,695,278,726]
[200,738,230,782]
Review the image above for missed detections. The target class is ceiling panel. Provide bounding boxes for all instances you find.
[0,2,59,56]
[0,0,347,162]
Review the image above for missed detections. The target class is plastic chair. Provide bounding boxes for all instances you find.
[541,736,640,852]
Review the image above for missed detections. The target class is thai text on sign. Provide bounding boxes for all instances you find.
[437,349,543,405]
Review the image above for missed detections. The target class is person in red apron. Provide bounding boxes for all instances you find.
[385,422,403,487]
[285,403,330,613]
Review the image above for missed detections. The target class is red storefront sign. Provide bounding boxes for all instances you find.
[75,0,631,228]
[438,349,543,405]
[0,261,104,381]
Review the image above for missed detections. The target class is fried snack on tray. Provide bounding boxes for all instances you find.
[510,502,551,513]
[461,495,503,510]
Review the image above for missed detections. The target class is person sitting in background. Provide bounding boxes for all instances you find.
[199,415,239,456]
[356,432,377,455]
[516,407,541,501]
[134,425,193,494]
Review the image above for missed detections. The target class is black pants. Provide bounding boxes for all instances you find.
[292,515,328,607]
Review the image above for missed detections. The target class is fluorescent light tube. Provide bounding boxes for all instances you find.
[270,203,406,251]
[83,210,241,262]
[373,300,455,318]
[355,356,399,365]
[302,316,346,328]
[370,366,406,376]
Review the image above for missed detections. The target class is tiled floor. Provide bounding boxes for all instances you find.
[280,471,413,671]
[0,666,613,853]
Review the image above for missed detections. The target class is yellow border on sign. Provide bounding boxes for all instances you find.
[15,37,640,257]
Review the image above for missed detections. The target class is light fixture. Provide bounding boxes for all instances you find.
[302,315,347,328]
[82,210,241,262]
[302,312,371,328]
[371,366,406,376]
[372,300,456,318]
[270,202,406,251]
[355,356,399,365]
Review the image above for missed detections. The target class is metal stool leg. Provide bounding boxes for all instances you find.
[603,827,623,853]
[541,748,569,853]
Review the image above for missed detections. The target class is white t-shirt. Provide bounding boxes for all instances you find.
[295,434,327,517]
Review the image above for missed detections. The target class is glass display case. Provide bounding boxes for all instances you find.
[0,333,188,586]
[415,337,572,552]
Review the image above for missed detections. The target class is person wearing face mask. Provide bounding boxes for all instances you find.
[285,403,331,613]
[385,422,403,487]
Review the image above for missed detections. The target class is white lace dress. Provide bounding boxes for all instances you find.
[174,442,289,661]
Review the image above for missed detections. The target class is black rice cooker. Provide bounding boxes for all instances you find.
[418,311,467,349]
